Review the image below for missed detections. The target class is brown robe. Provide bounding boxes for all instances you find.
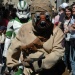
[6,20,68,75]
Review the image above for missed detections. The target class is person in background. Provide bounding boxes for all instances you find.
[52,11,58,24]
[0,26,6,66]
[0,26,6,74]
[52,11,60,27]
[0,9,10,27]
[58,3,69,31]
[11,8,17,19]
[0,8,2,22]
[52,5,55,12]
[68,3,75,75]
[54,13,60,26]
[63,6,72,72]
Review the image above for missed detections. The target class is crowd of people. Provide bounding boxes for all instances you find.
[0,0,75,75]
[52,2,75,75]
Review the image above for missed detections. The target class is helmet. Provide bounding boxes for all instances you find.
[16,0,31,19]
[60,3,68,9]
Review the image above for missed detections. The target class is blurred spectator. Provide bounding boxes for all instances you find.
[0,7,5,23]
[52,11,60,27]
[0,8,16,28]
[72,3,75,15]
[0,8,2,22]
[63,6,72,72]
[69,3,75,75]
[0,26,6,66]
[54,14,60,26]
[11,8,17,19]
[64,6,72,40]
[52,11,58,24]
[69,3,75,38]
[52,5,55,12]
[0,9,10,27]
[58,3,69,31]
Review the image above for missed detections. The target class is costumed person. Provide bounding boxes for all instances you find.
[6,0,66,75]
[2,0,31,75]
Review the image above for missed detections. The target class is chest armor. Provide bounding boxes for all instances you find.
[13,20,22,34]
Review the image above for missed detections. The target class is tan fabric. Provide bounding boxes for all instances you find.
[6,20,65,75]
[30,0,52,15]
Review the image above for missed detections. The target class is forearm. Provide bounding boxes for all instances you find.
[58,22,61,27]
[29,47,64,72]
[31,28,64,72]
[3,37,11,57]
[69,26,75,32]
[0,34,5,43]
[41,48,64,69]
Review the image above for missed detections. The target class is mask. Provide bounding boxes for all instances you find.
[33,12,52,31]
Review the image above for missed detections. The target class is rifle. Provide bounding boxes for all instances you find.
[12,53,45,68]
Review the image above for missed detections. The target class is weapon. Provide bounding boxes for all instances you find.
[12,53,45,68]
[14,37,46,68]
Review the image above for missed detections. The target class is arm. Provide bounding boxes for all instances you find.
[58,13,65,27]
[64,25,69,34]
[58,22,62,27]
[30,28,65,72]
[3,21,13,57]
[0,33,5,43]
[69,17,75,31]
[69,24,75,31]
[6,24,25,67]
[41,29,64,69]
